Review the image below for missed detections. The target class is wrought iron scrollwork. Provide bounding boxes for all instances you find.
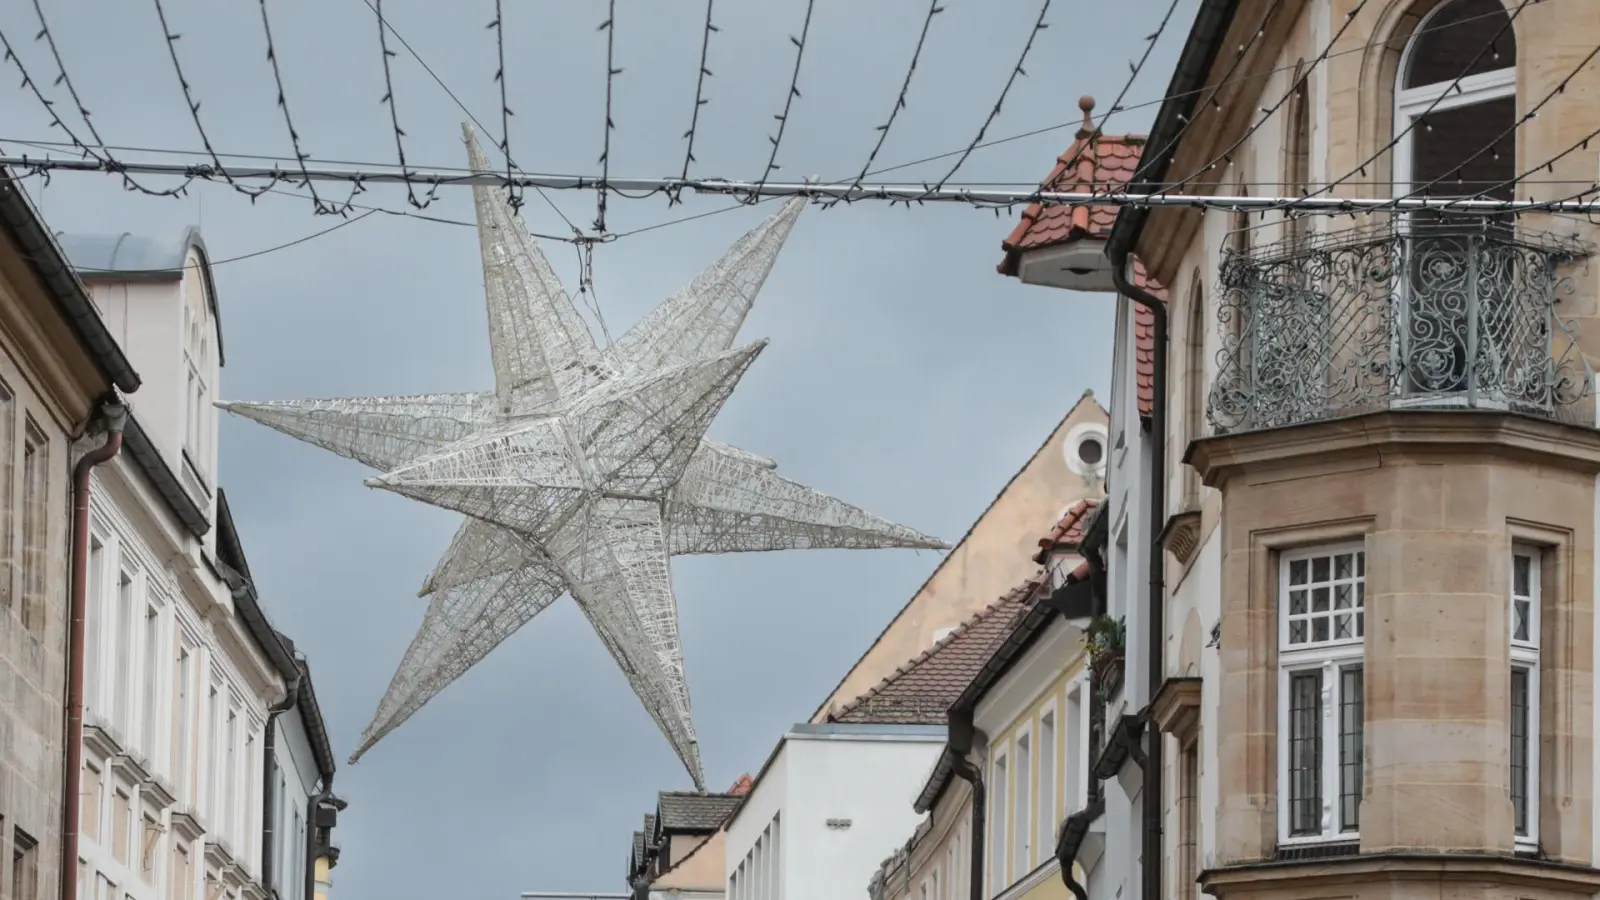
[1207,222,1593,435]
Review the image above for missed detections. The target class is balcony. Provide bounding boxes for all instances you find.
[1206,222,1593,435]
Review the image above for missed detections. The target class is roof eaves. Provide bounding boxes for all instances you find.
[1107,0,1240,261]
[295,656,338,780]
[123,414,209,536]
[0,170,140,393]
[215,488,299,684]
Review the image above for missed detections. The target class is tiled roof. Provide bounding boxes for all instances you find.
[632,830,645,865]
[658,792,744,832]
[827,578,1043,725]
[1035,498,1100,562]
[998,96,1146,277]
[1131,257,1167,418]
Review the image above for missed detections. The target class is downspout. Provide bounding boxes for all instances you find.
[62,399,127,900]
[306,782,327,900]
[262,665,302,897]
[306,782,343,900]
[1110,252,1167,900]
[947,713,986,900]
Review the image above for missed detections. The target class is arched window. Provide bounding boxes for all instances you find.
[1397,0,1517,216]
[1395,0,1517,396]
[1182,272,1206,507]
[1284,63,1311,245]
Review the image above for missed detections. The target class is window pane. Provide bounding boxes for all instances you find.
[1038,714,1056,854]
[1339,665,1364,833]
[1283,551,1365,650]
[1288,670,1323,836]
[1404,0,1516,90]
[20,422,46,632]
[1511,666,1531,836]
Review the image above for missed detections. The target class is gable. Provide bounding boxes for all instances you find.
[812,392,1107,722]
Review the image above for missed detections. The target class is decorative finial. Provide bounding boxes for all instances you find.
[1079,95,1096,130]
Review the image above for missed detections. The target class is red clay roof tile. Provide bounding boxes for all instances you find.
[1131,257,1167,419]
[998,96,1147,277]
[1034,497,1101,563]
[827,577,1044,726]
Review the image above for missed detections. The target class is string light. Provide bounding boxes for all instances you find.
[922,0,1051,198]
[756,0,816,199]
[595,0,619,232]
[677,0,718,189]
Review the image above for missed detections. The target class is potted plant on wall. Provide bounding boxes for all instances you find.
[1086,614,1126,701]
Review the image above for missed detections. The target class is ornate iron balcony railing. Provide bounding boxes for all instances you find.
[1207,222,1594,435]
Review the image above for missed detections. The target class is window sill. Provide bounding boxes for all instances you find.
[1273,840,1359,862]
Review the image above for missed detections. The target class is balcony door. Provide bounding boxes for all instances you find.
[1393,0,1517,402]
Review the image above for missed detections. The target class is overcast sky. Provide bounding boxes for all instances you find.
[1,1,1191,896]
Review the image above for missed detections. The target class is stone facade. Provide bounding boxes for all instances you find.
[1116,1,1600,899]
[0,187,120,899]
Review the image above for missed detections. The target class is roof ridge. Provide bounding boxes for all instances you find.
[828,573,1046,723]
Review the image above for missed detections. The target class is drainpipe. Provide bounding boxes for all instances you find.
[261,665,302,896]
[306,783,343,900]
[62,399,127,900]
[1110,251,1167,900]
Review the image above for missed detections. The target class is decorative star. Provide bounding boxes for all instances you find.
[219,125,947,788]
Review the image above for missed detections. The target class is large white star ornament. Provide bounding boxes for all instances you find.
[220,125,948,788]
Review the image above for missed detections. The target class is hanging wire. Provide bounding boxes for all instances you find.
[677,0,718,190]
[1260,0,1532,220]
[151,0,281,203]
[24,0,193,199]
[488,0,524,212]
[255,0,359,215]
[920,0,1051,198]
[1154,0,1373,198]
[357,0,581,235]
[841,0,945,198]
[595,0,620,232]
[370,0,435,209]
[755,0,817,198]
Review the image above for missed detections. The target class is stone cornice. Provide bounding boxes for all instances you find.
[1201,852,1600,895]
[1188,411,1600,488]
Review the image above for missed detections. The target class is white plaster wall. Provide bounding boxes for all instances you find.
[273,709,319,900]
[726,731,942,900]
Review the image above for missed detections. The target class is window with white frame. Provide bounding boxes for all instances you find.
[1064,685,1084,814]
[141,601,162,756]
[1510,545,1540,845]
[171,639,194,797]
[1394,0,1518,395]
[114,570,136,735]
[1037,708,1056,856]
[989,751,1008,895]
[84,537,105,716]
[204,684,220,823]
[223,706,238,843]
[1279,544,1365,842]
[1013,730,1031,873]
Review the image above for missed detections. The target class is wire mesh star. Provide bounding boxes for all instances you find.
[219,125,947,788]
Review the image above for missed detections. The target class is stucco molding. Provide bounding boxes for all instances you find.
[1200,851,1600,896]
[1149,676,1202,746]
[1188,411,1600,488]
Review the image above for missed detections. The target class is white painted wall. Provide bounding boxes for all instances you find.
[76,234,284,900]
[725,725,944,900]
[273,706,320,900]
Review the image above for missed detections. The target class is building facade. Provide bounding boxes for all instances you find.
[724,723,944,900]
[61,227,341,900]
[1006,1,1600,899]
[998,105,1158,900]
[0,170,139,900]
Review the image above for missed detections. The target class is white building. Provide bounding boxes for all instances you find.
[257,629,342,900]
[62,228,302,900]
[723,724,945,900]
